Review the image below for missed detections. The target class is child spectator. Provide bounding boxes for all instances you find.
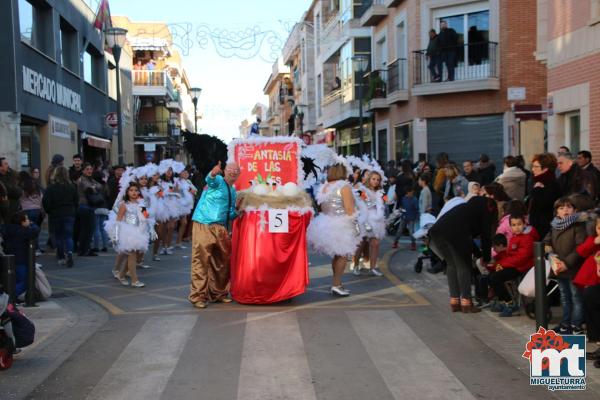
[393,186,419,250]
[0,211,40,297]
[417,173,432,215]
[489,214,539,316]
[544,196,587,334]
[475,233,507,307]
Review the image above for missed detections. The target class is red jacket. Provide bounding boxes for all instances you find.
[574,236,600,288]
[496,226,539,273]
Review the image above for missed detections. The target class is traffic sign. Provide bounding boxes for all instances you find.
[105,112,118,129]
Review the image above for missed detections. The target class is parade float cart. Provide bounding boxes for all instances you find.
[229,137,313,304]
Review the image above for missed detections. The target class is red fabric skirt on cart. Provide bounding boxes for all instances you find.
[231,210,312,304]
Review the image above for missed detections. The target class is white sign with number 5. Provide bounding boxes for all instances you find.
[268,210,289,233]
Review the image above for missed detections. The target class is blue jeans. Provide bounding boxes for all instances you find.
[557,278,584,328]
[395,219,416,245]
[93,214,109,249]
[51,216,75,259]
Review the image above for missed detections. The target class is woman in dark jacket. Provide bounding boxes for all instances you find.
[428,196,498,313]
[43,166,78,267]
[529,153,561,239]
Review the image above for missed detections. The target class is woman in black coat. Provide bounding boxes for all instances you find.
[529,153,561,239]
[428,196,498,313]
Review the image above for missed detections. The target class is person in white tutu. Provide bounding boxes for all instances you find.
[175,167,197,249]
[158,160,180,255]
[308,162,361,296]
[353,170,386,277]
[113,182,154,288]
[149,169,168,261]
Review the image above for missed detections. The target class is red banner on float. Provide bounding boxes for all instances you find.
[233,140,300,191]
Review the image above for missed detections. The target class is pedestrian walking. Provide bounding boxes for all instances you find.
[43,166,78,267]
[308,162,360,297]
[188,162,240,308]
[76,163,103,257]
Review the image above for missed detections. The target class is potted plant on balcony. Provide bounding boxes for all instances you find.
[366,72,386,101]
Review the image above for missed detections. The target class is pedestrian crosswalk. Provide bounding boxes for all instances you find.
[28,309,530,400]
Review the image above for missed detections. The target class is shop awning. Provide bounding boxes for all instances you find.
[82,133,112,149]
[129,37,170,52]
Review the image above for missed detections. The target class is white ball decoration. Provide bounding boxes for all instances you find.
[282,182,299,197]
[252,184,269,196]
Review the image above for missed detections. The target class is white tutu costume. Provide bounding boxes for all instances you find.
[355,187,386,239]
[113,201,151,253]
[149,185,170,223]
[307,180,361,257]
[177,178,197,217]
[160,179,181,219]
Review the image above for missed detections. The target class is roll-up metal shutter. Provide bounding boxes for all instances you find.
[427,115,504,167]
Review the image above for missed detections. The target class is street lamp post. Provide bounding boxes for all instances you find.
[190,87,202,133]
[352,55,369,156]
[105,27,128,165]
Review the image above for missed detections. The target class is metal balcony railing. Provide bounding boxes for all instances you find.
[387,58,407,93]
[413,41,498,84]
[132,70,175,98]
[136,120,177,137]
[363,69,387,101]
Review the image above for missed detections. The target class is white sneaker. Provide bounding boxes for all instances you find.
[131,281,145,288]
[152,255,161,261]
[160,248,168,255]
[137,264,151,269]
[352,266,361,276]
[112,270,120,279]
[175,244,187,249]
[118,277,129,286]
[331,286,350,296]
[57,259,66,266]
[370,268,384,277]
[166,248,173,255]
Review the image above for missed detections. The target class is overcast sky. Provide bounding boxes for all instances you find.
[107,0,312,143]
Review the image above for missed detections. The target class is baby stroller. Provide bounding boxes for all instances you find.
[0,292,35,370]
[0,293,16,370]
[386,208,405,236]
[412,214,443,273]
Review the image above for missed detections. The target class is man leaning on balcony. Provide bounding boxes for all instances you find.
[437,20,459,82]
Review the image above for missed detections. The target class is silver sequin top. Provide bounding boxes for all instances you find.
[321,183,349,217]
[124,202,142,226]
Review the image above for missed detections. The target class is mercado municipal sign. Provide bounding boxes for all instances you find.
[22,66,83,114]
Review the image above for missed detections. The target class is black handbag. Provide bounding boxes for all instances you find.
[86,191,105,208]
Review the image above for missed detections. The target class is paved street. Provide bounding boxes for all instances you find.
[0,239,598,400]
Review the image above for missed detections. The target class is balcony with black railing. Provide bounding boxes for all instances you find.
[364,69,389,111]
[386,58,408,104]
[359,0,388,27]
[412,41,499,96]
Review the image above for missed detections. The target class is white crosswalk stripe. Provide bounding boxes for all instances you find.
[347,310,476,400]
[237,312,317,400]
[85,315,197,400]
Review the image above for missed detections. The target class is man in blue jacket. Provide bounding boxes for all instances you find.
[189,161,240,309]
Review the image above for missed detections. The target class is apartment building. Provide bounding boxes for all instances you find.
[0,0,135,175]
[362,0,547,166]
[262,57,292,137]
[537,0,600,156]
[112,16,195,165]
